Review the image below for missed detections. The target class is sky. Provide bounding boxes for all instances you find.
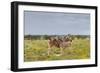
[24,11,90,35]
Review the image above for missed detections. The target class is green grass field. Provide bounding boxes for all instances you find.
[24,38,90,62]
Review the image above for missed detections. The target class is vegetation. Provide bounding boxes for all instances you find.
[24,35,90,62]
[24,35,89,40]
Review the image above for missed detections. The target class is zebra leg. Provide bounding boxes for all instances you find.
[47,48,51,55]
[60,47,63,55]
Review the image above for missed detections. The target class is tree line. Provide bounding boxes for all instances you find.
[24,34,90,40]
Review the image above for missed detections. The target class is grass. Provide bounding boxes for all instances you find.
[24,38,90,62]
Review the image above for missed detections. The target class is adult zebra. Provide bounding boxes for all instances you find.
[47,36,72,55]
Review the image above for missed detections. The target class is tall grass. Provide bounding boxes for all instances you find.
[24,38,90,62]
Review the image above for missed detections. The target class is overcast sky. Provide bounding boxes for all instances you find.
[24,11,90,35]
